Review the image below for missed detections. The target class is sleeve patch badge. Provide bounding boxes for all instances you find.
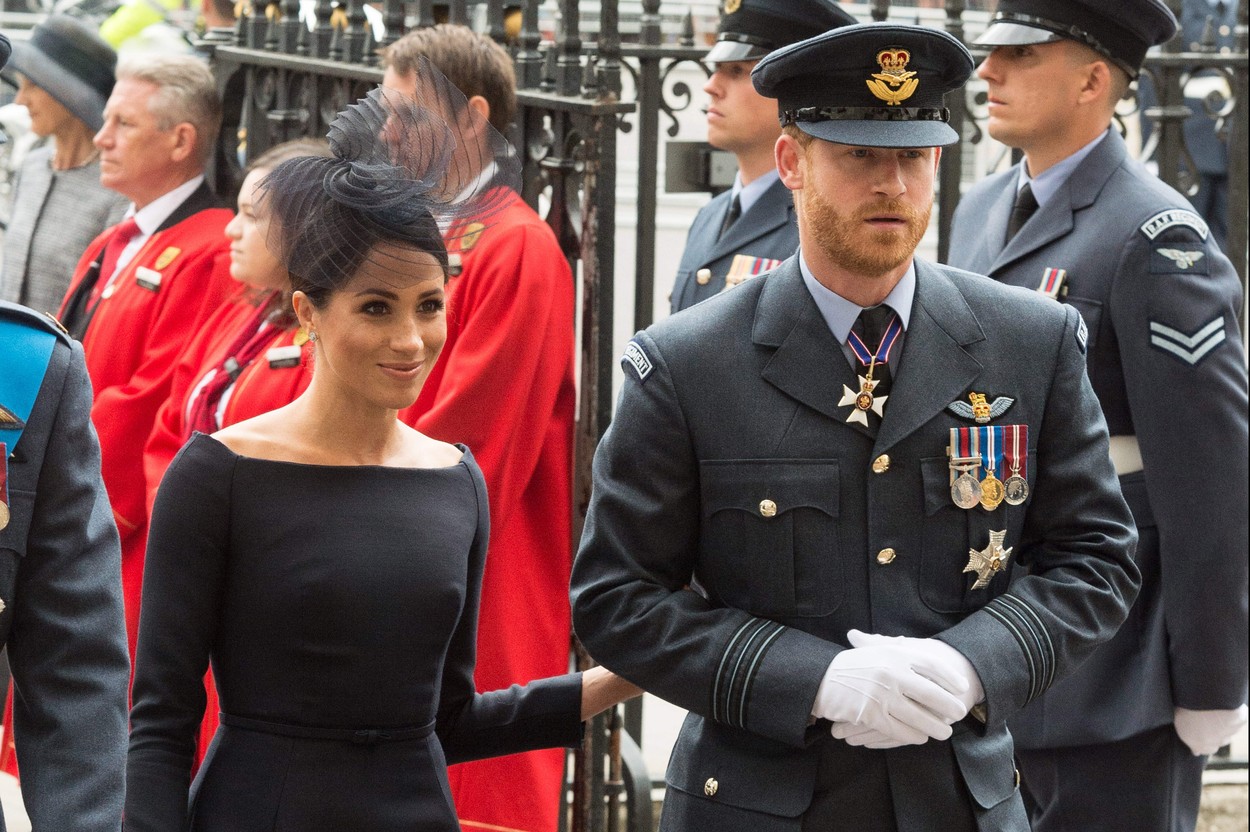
[1075,313,1088,353]
[1139,209,1209,241]
[1149,317,1226,365]
[622,340,654,382]
[1151,245,1209,275]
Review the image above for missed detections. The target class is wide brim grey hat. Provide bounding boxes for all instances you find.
[753,23,974,148]
[6,16,117,132]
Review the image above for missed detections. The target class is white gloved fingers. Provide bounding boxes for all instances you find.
[848,629,974,702]
[883,694,956,742]
[896,672,969,724]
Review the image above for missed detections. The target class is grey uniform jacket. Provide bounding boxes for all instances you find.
[670,178,799,313]
[948,129,1249,749]
[0,303,129,832]
[572,258,1139,831]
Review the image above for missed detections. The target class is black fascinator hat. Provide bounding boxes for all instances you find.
[258,56,521,303]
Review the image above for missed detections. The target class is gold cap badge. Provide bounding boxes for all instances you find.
[724,0,741,14]
[867,47,918,106]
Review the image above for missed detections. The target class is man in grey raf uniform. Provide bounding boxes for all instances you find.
[947,2,1249,830]
[669,0,855,313]
[573,22,1139,832]
[0,143,130,830]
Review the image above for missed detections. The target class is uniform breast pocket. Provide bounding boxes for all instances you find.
[919,457,1028,614]
[699,459,841,619]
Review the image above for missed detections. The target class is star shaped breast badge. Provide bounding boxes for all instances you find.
[965,529,1013,590]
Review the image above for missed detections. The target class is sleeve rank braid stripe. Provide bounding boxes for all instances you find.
[711,619,787,728]
[984,593,1056,703]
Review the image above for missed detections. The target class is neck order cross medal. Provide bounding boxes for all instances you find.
[838,313,902,428]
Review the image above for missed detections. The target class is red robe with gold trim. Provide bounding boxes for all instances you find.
[60,196,233,663]
[399,191,576,832]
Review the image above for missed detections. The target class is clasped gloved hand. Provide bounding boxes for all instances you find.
[812,629,978,749]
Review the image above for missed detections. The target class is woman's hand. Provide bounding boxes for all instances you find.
[580,665,644,721]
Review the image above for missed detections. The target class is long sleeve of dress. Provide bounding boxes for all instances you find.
[126,435,234,831]
[436,458,583,764]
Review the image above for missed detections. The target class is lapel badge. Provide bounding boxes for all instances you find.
[135,266,163,292]
[696,268,712,286]
[0,405,22,431]
[448,252,463,278]
[154,247,181,270]
[867,47,918,106]
[965,529,1013,590]
[266,344,303,369]
[1036,268,1067,299]
[460,222,486,253]
[947,392,1014,423]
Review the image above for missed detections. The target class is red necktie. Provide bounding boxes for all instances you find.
[91,217,141,303]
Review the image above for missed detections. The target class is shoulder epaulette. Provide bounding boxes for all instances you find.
[0,301,72,345]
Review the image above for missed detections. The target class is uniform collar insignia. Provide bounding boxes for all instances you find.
[947,392,1014,423]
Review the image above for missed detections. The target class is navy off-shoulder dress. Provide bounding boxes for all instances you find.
[125,433,583,831]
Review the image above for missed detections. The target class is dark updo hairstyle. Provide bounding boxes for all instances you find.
[257,57,520,310]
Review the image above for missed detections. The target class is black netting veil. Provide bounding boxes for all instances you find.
[258,56,522,295]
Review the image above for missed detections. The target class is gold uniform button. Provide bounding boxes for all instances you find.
[696,268,712,285]
[759,499,777,518]
[872,454,891,474]
[1014,768,1021,789]
[877,548,897,565]
[704,777,719,797]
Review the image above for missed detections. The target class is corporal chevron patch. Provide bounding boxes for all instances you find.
[1149,317,1226,365]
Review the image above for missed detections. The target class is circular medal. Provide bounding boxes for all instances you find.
[0,501,9,532]
[856,391,874,411]
[951,473,982,510]
[1004,475,1029,506]
[980,471,1005,511]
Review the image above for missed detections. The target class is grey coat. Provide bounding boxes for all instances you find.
[572,257,1139,830]
[0,144,128,315]
[947,129,1249,749]
[0,301,129,831]
[670,177,799,313]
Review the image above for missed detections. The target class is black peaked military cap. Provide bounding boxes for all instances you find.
[753,23,974,148]
[976,0,1178,77]
[706,0,858,63]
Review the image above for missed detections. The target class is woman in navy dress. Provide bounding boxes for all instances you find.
[124,63,638,831]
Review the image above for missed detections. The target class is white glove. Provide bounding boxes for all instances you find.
[847,629,985,714]
[829,721,907,749]
[1174,705,1249,756]
[812,630,970,747]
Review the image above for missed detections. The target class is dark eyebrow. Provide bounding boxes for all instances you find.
[353,287,400,300]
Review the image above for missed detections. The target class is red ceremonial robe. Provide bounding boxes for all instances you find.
[399,190,576,832]
[61,186,233,663]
